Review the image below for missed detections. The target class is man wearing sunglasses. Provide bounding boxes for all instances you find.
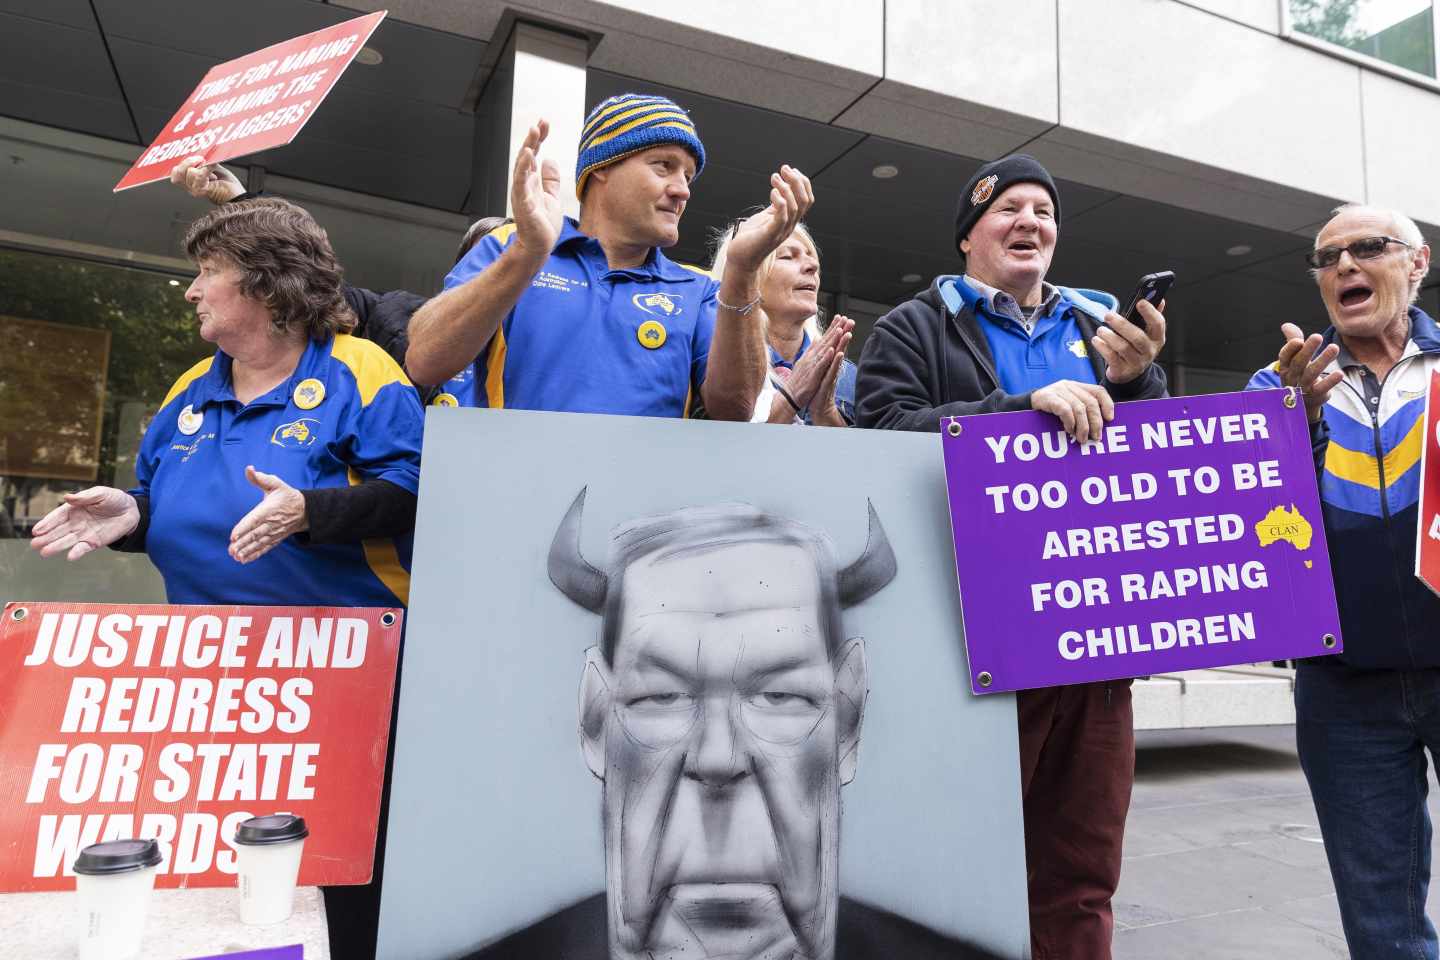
[1248,204,1436,960]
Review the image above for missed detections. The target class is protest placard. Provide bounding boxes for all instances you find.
[0,602,401,891]
[943,388,1343,694]
[1417,371,1440,596]
[112,11,386,192]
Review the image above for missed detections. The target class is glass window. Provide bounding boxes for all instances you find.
[1290,0,1436,77]
[0,247,208,605]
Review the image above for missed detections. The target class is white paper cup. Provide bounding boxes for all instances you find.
[233,814,309,925]
[73,838,162,960]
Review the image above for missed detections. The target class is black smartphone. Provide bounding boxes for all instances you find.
[1121,271,1175,330]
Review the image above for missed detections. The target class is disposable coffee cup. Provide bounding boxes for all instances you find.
[73,838,162,960]
[233,814,309,925]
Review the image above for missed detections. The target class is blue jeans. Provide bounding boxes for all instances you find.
[1296,660,1440,960]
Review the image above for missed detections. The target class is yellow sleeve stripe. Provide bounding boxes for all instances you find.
[345,468,410,606]
[485,326,507,408]
[330,333,413,406]
[161,357,215,409]
[1324,416,1424,489]
[487,222,517,246]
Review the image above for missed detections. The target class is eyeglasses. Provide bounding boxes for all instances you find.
[1306,236,1412,269]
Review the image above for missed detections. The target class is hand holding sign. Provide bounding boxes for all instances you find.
[29,487,140,561]
[1277,323,1343,424]
[1030,380,1115,444]
[170,156,246,205]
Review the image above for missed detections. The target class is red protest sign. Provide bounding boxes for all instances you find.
[1417,370,1440,596]
[112,10,386,192]
[0,602,401,892]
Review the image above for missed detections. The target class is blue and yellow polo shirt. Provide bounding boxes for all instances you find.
[440,218,718,417]
[132,334,423,607]
[947,276,1099,394]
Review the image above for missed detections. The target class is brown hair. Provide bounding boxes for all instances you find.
[184,197,355,340]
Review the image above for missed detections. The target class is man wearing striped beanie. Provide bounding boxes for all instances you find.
[407,93,812,422]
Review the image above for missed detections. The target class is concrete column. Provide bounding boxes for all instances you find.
[471,22,588,221]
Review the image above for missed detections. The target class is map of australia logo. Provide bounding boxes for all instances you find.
[1255,505,1314,551]
[633,292,681,317]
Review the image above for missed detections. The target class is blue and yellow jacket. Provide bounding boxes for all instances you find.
[1247,306,1440,669]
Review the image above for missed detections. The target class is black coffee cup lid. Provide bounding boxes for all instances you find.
[234,814,309,846]
[73,838,162,876]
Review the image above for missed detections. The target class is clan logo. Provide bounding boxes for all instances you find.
[633,292,682,318]
[971,174,998,206]
[271,418,321,448]
[293,378,326,410]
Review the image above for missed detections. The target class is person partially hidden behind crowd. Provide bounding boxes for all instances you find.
[169,156,507,405]
[855,155,1168,960]
[29,197,423,960]
[1248,204,1439,960]
[404,93,812,420]
[711,220,855,425]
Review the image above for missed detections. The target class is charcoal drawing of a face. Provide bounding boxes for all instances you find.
[548,491,897,960]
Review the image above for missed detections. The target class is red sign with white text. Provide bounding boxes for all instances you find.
[1417,371,1440,596]
[0,602,401,892]
[112,10,386,192]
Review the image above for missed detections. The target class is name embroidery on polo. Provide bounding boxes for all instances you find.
[532,270,588,293]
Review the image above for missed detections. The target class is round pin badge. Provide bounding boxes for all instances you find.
[293,378,326,410]
[432,393,458,407]
[637,320,667,349]
[177,404,202,436]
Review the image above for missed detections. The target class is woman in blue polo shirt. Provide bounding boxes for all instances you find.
[712,221,856,426]
[30,198,423,610]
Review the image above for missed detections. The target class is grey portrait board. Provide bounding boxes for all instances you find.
[378,409,1029,960]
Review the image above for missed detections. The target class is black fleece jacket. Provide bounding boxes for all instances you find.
[856,278,1168,432]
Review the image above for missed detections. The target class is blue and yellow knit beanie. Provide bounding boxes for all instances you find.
[575,93,706,199]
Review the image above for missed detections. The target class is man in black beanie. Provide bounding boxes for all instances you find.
[855,154,1168,960]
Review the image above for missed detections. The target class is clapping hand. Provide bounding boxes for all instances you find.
[510,119,565,261]
[723,165,815,276]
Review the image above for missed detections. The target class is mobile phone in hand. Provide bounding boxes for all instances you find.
[1121,271,1175,331]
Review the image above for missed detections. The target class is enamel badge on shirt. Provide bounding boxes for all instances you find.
[293,378,325,410]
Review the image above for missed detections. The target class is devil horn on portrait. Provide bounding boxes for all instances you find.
[838,499,898,608]
[548,487,608,613]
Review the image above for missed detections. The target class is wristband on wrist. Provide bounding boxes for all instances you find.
[773,380,801,414]
[716,292,763,317]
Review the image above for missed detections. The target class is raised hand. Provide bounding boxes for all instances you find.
[30,487,140,560]
[229,466,308,564]
[1277,322,1343,423]
[169,156,246,205]
[723,165,815,276]
[510,119,565,260]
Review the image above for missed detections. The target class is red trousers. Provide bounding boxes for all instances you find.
[1018,681,1135,960]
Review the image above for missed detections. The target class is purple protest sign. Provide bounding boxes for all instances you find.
[187,946,302,960]
[943,388,1343,694]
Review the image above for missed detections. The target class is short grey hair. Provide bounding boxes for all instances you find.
[1316,204,1430,301]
